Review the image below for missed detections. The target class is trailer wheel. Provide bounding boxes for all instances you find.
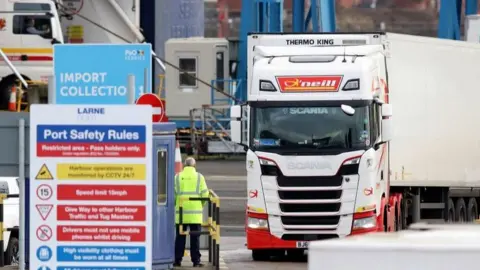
[447,198,455,223]
[467,198,478,222]
[455,198,467,223]
[395,203,401,231]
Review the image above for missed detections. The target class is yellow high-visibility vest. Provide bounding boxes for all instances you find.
[175,166,209,224]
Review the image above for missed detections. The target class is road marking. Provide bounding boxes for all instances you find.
[221,225,245,229]
[220,197,246,200]
[206,175,247,181]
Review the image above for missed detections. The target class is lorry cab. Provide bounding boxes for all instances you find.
[230,36,394,260]
[0,0,63,50]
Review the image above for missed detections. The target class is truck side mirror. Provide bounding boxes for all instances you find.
[382,104,392,117]
[381,118,393,142]
[230,105,242,144]
[381,104,393,142]
[230,105,248,148]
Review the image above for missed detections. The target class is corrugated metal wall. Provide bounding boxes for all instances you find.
[155,0,205,97]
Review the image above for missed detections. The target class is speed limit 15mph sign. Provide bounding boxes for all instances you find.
[36,184,53,201]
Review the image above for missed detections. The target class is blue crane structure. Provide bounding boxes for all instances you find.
[235,0,478,104]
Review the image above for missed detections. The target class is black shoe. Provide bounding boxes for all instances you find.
[173,262,181,267]
[193,263,204,267]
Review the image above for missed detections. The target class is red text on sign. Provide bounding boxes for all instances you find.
[37,143,146,158]
[57,225,146,242]
[57,205,146,221]
[57,185,146,201]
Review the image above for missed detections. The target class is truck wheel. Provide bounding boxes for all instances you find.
[467,198,478,222]
[455,198,467,223]
[252,250,271,261]
[395,203,401,231]
[383,206,388,231]
[4,236,19,265]
[447,198,455,222]
[286,249,305,261]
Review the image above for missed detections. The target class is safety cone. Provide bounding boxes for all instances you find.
[175,141,183,174]
[8,86,16,112]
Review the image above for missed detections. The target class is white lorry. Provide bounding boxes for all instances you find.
[0,0,144,110]
[230,32,480,260]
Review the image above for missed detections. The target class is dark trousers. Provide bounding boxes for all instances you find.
[175,224,201,264]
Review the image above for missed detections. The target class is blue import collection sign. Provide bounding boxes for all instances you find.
[53,44,152,104]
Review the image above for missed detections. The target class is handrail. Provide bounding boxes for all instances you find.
[178,189,220,269]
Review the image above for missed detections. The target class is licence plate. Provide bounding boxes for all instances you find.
[296,241,309,248]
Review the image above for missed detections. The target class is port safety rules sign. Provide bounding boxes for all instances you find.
[29,105,152,270]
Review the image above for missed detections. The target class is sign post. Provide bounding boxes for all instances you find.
[136,93,165,122]
[53,44,152,104]
[29,105,152,270]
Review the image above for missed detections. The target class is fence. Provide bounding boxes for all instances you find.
[178,189,220,269]
[0,193,19,267]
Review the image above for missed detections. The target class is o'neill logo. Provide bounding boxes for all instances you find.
[275,75,343,92]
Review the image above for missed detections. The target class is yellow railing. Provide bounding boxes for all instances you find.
[178,189,220,269]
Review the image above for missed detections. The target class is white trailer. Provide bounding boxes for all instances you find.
[308,228,480,270]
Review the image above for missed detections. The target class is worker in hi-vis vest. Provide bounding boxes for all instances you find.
[174,157,209,267]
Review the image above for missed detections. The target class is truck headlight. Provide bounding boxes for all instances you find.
[352,216,377,230]
[247,217,269,230]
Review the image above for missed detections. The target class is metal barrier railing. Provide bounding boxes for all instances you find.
[0,193,20,267]
[178,189,220,269]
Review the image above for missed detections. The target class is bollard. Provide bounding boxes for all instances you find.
[215,198,220,270]
[0,193,5,267]
[208,200,212,263]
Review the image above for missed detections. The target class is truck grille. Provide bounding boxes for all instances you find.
[262,162,359,232]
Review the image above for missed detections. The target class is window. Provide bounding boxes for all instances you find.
[216,52,225,91]
[370,103,381,142]
[179,57,197,87]
[14,3,51,11]
[0,181,9,195]
[13,15,52,38]
[157,149,167,205]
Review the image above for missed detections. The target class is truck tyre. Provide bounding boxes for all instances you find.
[383,206,388,231]
[394,203,401,231]
[252,250,271,261]
[467,198,478,222]
[286,249,305,261]
[447,198,455,222]
[5,235,19,265]
[455,198,467,223]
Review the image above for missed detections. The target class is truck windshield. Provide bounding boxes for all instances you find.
[250,103,371,154]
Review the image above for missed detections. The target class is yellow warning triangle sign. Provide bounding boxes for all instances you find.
[35,164,53,180]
